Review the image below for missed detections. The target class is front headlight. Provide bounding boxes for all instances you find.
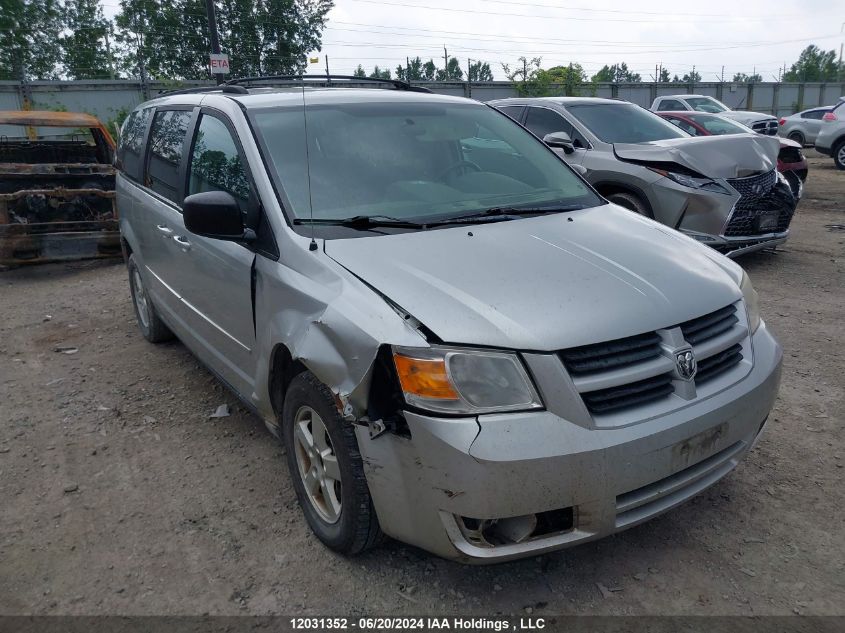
[740,271,761,333]
[392,345,542,414]
[648,167,732,195]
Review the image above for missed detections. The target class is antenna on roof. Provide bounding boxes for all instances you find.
[300,81,318,252]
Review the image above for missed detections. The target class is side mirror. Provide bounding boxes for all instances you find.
[543,131,575,154]
[183,191,253,241]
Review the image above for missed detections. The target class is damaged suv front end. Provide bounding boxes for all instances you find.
[490,98,798,258]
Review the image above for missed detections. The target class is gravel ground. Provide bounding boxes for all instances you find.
[1,153,843,617]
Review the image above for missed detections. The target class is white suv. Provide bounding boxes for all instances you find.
[651,94,778,136]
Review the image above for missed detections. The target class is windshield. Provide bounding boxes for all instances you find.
[564,103,687,144]
[686,114,750,135]
[251,101,599,222]
[686,97,728,113]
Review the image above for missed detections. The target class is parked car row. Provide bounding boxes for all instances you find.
[114,77,783,563]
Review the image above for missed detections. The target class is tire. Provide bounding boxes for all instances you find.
[606,191,652,218]
[282,371,382,555]
[127,254,174,343]
[787,131,805,146]
[833,140,845,171]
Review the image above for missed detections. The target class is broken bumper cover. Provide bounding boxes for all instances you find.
[681,230,790,258]
[356,324,782,563]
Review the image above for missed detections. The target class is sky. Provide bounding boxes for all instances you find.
[304,0,845,80]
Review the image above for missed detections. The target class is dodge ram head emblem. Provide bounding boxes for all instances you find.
[675,350,697,381]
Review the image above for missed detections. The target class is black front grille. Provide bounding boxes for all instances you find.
[680,304,739,345]
[696,344,743,383]
[725,169,795,237]
[560,332,662,375]
[581,373,674,414]
[751,120,779,136]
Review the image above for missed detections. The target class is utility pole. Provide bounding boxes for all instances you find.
[523,57,528,81]
[105,24,116,80]
[721,66,724,83]
[443,46,448,78]
[204,0,223,85]
[406,56,410,81]
[325,55,330,78]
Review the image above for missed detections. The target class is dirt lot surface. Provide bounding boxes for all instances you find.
[1,153,843,617]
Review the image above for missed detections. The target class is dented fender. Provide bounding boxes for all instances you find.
[250,243,427,423]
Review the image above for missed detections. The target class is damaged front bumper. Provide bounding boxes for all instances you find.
[355,324,782,563]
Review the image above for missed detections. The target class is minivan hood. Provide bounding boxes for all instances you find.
[613,133,779,179]
[325,206,742,351]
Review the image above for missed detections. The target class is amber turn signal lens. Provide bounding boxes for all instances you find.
[393,353,459,400]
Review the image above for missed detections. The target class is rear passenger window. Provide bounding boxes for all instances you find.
[657,99,684,111]
[497,105,524,121]
[117,107,152,181]
[187,115,251,209]
[146,109,192,204]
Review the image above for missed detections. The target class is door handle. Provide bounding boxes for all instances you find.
[173,235,191,251]
[156,224,173,235]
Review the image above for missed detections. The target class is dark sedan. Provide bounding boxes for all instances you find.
[657,111,808,199]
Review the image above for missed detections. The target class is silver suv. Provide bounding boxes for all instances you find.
[815,98,845,170]
[491,97,797,258]
[116,78,782,562]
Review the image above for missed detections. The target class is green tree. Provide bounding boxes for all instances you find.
[783,45,840,82]
[673,70,701,83]
[368,65,390,79]
[502,57,548,96]
[468,60,493,82]
[0,0,63,79]
[657,68,670,82]
[352,64,366,78]
[591,63,640,83]
[422,59,437,81]
[733,72,761,83]
[436,57,463,80]
[395,56,424,81]
[62,0,114,78]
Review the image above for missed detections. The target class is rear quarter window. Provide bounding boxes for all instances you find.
[117,107,153,181]
[145,109,193,205]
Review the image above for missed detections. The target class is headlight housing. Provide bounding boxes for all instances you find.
[648,167,732,195]
[740,271,761,333]
[392,345,542,415]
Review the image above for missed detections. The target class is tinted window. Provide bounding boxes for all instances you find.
[188,115,251,209]
[146,110,192,204]
[566,104,686,144]
[687,114,749,135]
[118,107,152,181]
[801,109,826,120]
[657,99,685,111]
[685,97,728,113]
[252,102,600,222]
[524,107,572,140]
[497,105,523,121]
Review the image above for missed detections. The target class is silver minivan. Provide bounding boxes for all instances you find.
[116,78,782,563]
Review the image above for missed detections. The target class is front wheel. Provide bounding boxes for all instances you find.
[606,191,652,218]
[787,131,805,146]
[282,371,382,555]
[833,141,845,171]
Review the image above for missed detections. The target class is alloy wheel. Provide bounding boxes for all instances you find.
[132,268,150,329]
[293,405,342,524]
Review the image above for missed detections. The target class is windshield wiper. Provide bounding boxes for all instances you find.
[293,215,425,229]
[429,204,586,225]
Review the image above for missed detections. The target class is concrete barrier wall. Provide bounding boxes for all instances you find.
[1,79,843,137]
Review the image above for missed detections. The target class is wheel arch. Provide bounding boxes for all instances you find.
[593,181,656,216]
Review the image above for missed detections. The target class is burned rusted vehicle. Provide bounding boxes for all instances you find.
[0,110,120,266]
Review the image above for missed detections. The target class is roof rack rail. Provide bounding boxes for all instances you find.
[224,75,432,93]
[156,84,248,97]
